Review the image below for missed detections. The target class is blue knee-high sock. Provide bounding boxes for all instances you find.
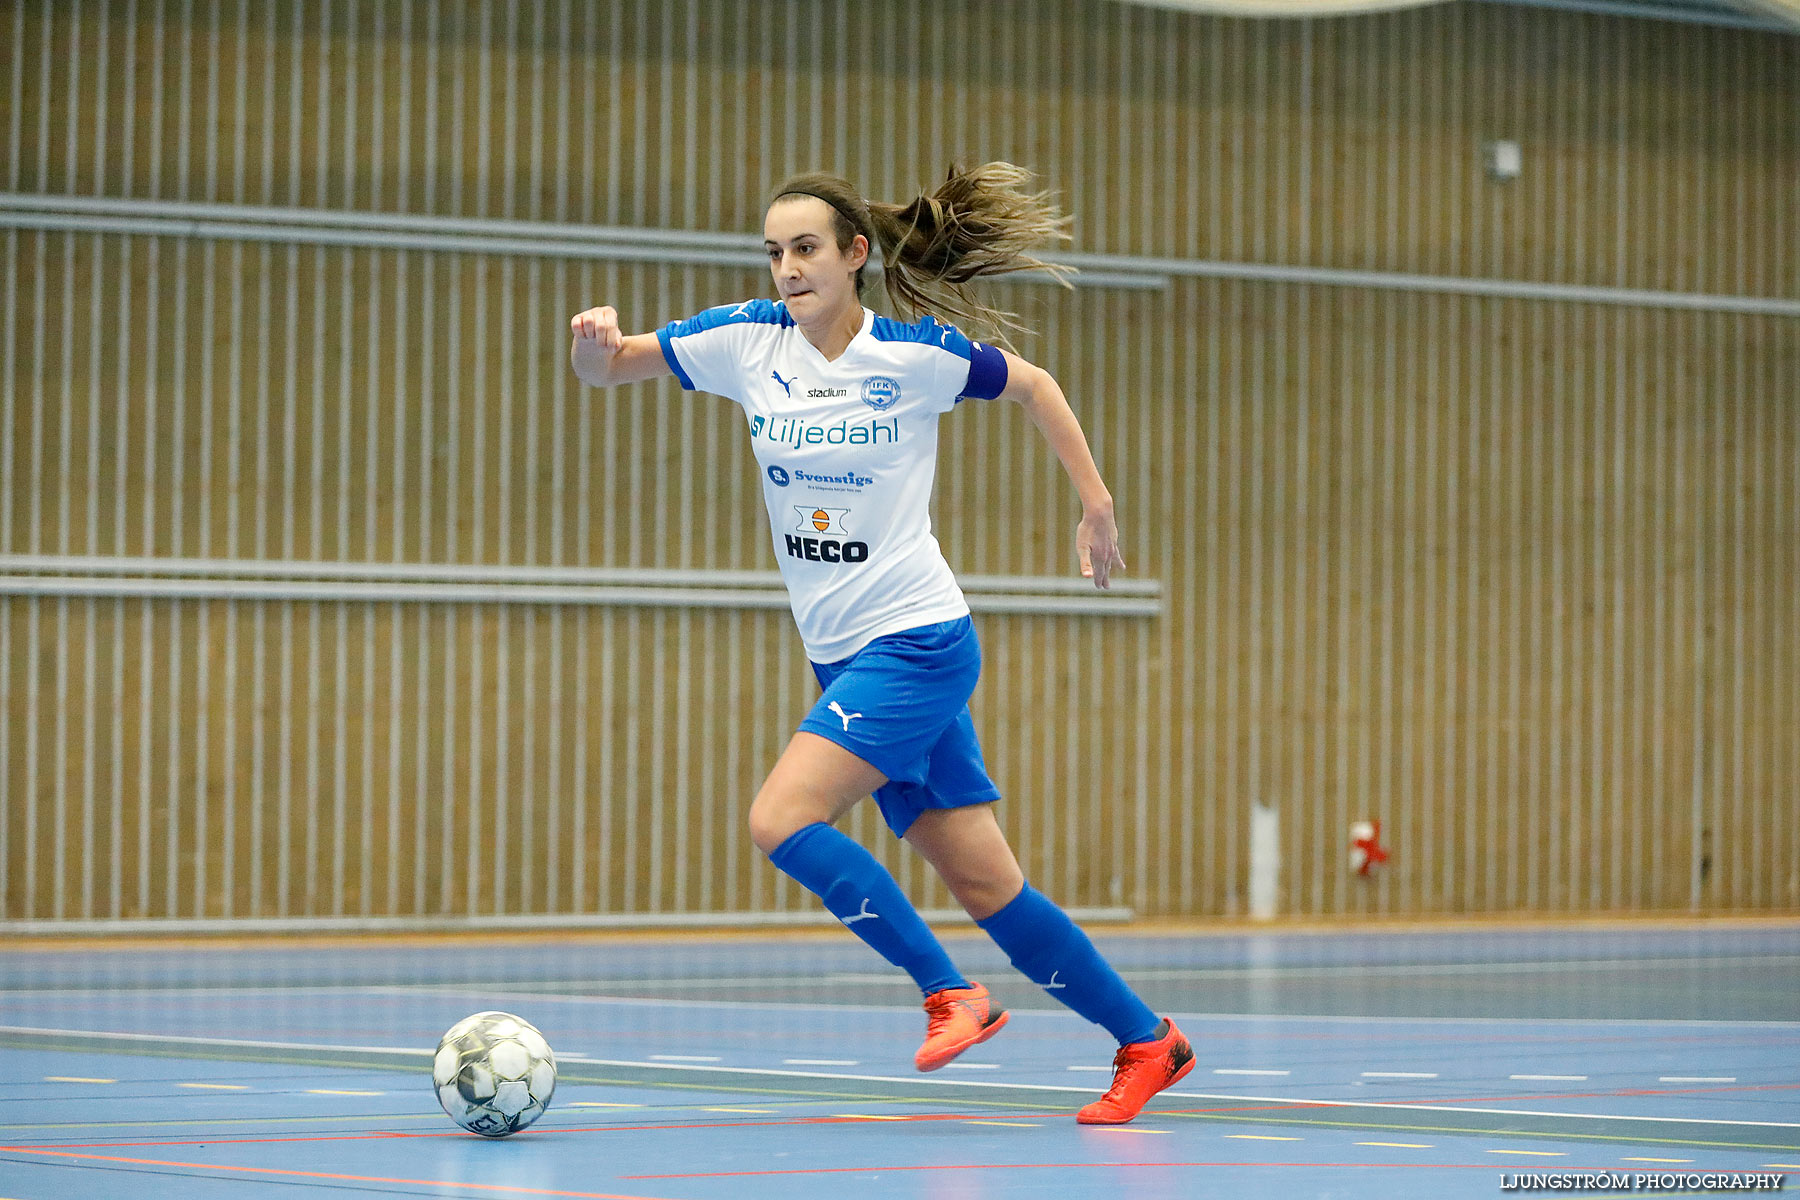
[769,823,969,997]
[977,883,1162,1046]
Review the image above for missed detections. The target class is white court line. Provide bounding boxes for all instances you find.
[5,1026,1795,1130]
[784,1058,858,1066]
[370,986,1800,1029]
[1073,955,1800,981]
[6,984,1797,1029]
[354,985,1800,1031]
[648,1054,720,1063]
[1511,1074,1589,1081]
[1363,1072,1440,1078]
[1214,1068,1290,1076]
[362,954,1800,989]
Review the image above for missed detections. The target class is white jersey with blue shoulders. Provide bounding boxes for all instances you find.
[657,301,1009,663]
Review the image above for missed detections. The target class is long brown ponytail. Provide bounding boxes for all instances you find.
[771,162,1073,346]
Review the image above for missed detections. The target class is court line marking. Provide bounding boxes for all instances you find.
[2,953,1725,997]
[620,1160,1540,1181]
[567,1058,1800,1129]
[1363,1072,1439,1079]
[0,1113,449,1133]
[1225,1134,1301,1141]
[1150,1109,1800,1150]
[175,1083,249,1090]
[966,1120,1041,1128]
[34,1105,1791,1158]
[0,1147,681,1199]
[380,987,1800,1028]
[365,954,1800,988]
[304,1089,383,1096]
[1660,1077,1737,1083]
[12,1103,1799,1161]
[42,1077,115,1084]
[1487,1149,1567,1156]
[1511,1075,1589,1081]
[9,1030,1800,1155]
[8,1025,1799,1132]
[1624,1157,1695,1163]
[783,1059,858,1066]
[568,1102,643,1109]
[16,985,1798,1029]
[1214,1069,1291,1076]
[1359,1141,1433,1148]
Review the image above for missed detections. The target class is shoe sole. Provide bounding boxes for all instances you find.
[915,1009,1010,1072]
[1074,1044,1197,1125]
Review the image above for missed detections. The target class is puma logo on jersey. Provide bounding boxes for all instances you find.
[841,898,879,925]
[828,701,863,731]
[772,370,796,397]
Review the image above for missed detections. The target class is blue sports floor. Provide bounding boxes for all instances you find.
[1,921,1797,1198]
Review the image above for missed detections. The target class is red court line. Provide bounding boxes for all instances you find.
[0,1146,678,1199]
[625,1161,1546,1180]
[23,1083,1789,1155]
[0,1111,1084,1152]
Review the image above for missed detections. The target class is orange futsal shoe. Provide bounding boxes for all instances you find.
[915,982,1009,1072]
[1075,1019,1196,1125]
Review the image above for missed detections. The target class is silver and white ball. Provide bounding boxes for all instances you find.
[432,1010,557,1137]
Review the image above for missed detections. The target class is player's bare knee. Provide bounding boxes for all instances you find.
[748,785,825,856]
[945,873,1018,922]
[747,794,793,856]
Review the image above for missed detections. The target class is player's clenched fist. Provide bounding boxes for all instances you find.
[569,305,625,386]
[570,305,622,350]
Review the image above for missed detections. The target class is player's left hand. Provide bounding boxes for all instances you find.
[1077,505,1125,589]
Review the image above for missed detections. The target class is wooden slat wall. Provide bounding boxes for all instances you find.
[2,0,1795,921]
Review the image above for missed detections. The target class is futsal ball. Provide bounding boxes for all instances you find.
[432,1011,557,1137]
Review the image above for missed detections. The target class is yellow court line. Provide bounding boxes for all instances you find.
[1358,1142,1433,1149]
[177,1083,249,1090]
[304,1089,383,1096]
[1487,1149,1567,1157]
[1763,1163,1800,1169]
[834,1114,909,1121]
[966,1120,1043,1128]
[44,1076,116,1084]
[568,1102,643,1108]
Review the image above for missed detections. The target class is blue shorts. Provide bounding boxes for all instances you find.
[798,616,1002,838]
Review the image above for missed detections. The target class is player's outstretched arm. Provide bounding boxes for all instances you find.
[996,349,1125,590]
[569,305,674,387]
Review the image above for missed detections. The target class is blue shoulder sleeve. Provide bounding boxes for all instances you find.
[656,300,790,396]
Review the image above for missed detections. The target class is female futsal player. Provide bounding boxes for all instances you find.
[569,164,1193,1124]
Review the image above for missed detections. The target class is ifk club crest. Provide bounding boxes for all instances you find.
[860,376,901,411]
